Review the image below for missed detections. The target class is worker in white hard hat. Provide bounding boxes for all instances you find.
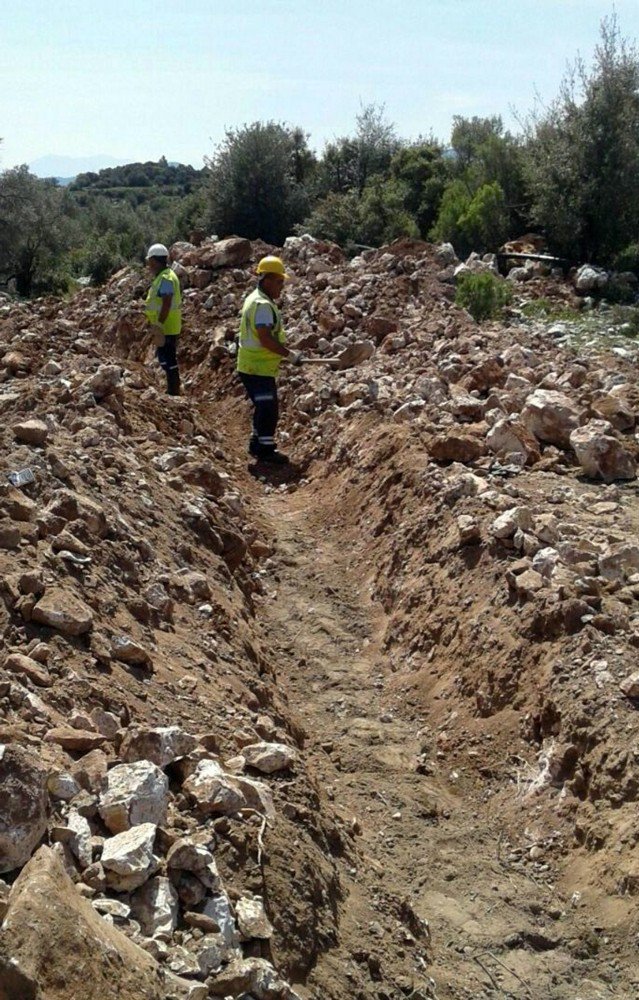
[144,243,182,395]
[237,255,302,464]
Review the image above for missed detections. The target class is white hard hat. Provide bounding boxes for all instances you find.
[146,243,169,259]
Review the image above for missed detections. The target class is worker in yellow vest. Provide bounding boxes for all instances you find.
[237,255,302,464]
[144,243,182,396]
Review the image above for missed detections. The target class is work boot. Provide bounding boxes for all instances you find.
[167,370,181,396]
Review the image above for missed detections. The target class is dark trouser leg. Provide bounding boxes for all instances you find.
[239,374,278,454]
[157,336,180,395]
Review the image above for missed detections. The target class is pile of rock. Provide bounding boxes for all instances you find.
[1,725,300,998]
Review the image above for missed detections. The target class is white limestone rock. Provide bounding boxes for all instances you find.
[99,761,169,833]
[242,742,297,775]
[521,389,580,448]
[570,420,637,483]
[236,896,274,940]
[131,875,179,939]
[183,759,246,815]
[101,823,159,891]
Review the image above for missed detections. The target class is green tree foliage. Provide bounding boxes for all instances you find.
[206,121,315,245]
[72,159,204,196]
[313,103,401,198]
[455,271,512,322]
[523,14,639,263]
[358,177,419,245]
[451,115,525,216]
[0,167,74,295]
[431,115,525,252]
[304,104,412,247]
[430,180,509,256]
[389,141,448,235]
[297,191,362,246]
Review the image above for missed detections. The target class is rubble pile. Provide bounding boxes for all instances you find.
[1,231,639,999]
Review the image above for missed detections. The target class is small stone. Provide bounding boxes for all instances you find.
[3,653,52,687]
[32,588,94,636]
[242,741,297,774]
[12,419,49,446]
[620,673,639,699]
[44,727,106,752]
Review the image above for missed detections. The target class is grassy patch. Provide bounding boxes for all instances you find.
[520,297,581,322]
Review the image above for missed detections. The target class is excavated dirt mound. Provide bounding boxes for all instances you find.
[0,235,638,1000]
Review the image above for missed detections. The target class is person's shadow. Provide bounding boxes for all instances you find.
[247,457,308,484]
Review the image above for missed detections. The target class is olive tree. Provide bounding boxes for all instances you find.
[523,14,639,263]
[206,121,314,245]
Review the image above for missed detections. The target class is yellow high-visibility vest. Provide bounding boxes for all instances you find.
[145,267,182,336]
[237,286,286,377]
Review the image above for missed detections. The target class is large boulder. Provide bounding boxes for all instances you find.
[0,745,48,873]
[12,419,49,446]
[119,726,198,769]
[570,420,637,483]
[80,365,122,400]
[574,264,608,293]
[521,389,580,448]
[428,433,484,464]
[101,823,159,891]
[208,957,302,999]
[486,416,541,466]
[180,237,251,270]
[99,761,169,833]
[131,877,179,939]
[0,847,165,999]
[183,760,246,816]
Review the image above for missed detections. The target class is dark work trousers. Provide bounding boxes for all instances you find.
[238,373,279,455]
[156,335,180,395]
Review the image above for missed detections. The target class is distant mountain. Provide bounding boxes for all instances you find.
[29,154,128,179]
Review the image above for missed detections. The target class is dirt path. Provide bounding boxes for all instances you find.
[242,479,627,1000]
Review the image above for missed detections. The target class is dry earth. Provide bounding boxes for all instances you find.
[0,235,638,1000]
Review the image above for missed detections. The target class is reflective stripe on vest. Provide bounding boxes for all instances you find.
[237,286,286,377]
[145,267,182,336]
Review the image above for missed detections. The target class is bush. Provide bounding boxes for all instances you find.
[430,180,508,257]
[455,271,512,322]
[612,242,639,274]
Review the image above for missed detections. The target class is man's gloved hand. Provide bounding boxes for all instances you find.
[151,324,166,347]
[290,351,306,366]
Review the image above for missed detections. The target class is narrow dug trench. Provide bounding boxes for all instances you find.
[236,464,634,1000]
[2,236,639,1000]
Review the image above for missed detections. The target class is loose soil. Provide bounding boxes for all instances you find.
[2,236,639,1000]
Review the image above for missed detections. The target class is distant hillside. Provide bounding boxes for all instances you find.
[69,158,207,210]
[29,154,127,179]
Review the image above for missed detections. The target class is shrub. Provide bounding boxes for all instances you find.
[455,271,512,322]
[612,242,639,275]
[430,180,508,257]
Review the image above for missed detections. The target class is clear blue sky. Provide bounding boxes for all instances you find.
[3,0,639,171]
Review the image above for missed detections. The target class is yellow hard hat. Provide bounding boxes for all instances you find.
[256,255,288,279]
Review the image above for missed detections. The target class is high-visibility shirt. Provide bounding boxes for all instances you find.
[145,267,182,336]
[237,286,286,377]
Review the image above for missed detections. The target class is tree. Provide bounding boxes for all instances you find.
[205,121,312,244]
[523,14,639,263]
[389,141,448,236]
[298,191,362,246]
[0,167,73,295]
[314,103,401,199]
[354,102,401,194]
[358,176,419,246]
